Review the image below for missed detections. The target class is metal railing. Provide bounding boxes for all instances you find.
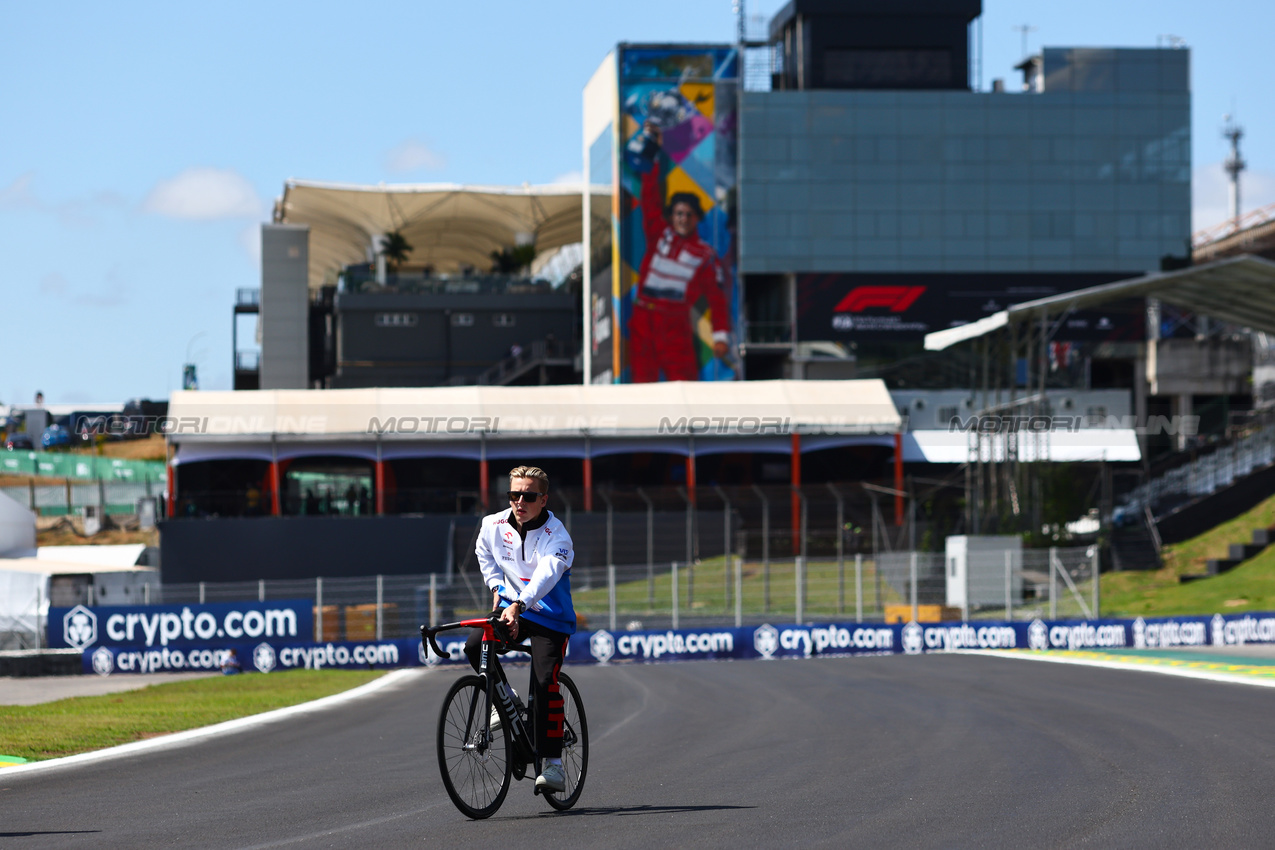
[124,545,1099,638]
[1121,423,1275,517]
[1,480,160,517]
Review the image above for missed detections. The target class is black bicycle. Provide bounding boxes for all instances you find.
[421,616,589,819]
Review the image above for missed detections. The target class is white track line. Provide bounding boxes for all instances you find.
[966,649,1275,689]
[1,667,427,779]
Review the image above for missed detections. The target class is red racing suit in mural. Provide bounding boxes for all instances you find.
[629,162,730,383]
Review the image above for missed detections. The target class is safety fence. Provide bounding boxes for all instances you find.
[0,480,161,517]
[8,545,1096,650]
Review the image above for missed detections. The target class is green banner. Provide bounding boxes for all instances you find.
[0,451,165,481]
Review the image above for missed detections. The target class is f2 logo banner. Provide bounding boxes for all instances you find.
[833,286,926,313]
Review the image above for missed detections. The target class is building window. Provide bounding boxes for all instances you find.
[450,313,474,327]
[374,313,418,328]
[937,406,959,427]
[493,313,516,328]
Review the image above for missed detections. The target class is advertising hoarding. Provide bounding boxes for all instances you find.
[50,601,314,650]
[796,272,1146,343]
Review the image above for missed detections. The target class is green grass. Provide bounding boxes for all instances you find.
[568,491,1275,623]
[0,669,383,762]
[1099,491,1275,618]
[572,555,908,624]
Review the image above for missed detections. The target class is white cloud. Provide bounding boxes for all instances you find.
[383,138,446,174]
[143,167,263,220]
[1193,162,1275,234]
[551,170,585,186]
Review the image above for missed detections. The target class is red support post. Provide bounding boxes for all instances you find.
[270,461,281,517]
[583,455,593,512]
[375,459,385,515]
[894,432,904,526]
[686,454,697,504]
[791,432,801,555]
[479,458,489,511]
[166,462,175,518]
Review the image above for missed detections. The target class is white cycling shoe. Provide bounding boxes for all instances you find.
[536,763,566,793]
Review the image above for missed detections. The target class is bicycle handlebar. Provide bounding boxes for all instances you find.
[421,614,526,660]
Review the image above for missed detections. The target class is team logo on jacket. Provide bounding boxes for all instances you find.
[589,630,615,663]
[753,624,779,659]
[503,530,515,543]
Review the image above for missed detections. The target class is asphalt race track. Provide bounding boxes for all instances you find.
[4,654,1274,848]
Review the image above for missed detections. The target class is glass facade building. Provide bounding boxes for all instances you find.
[740,48,1191,277]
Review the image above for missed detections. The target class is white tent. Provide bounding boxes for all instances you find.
[276,179,612,291]
[0,490,36,559]
[0,559,159,650]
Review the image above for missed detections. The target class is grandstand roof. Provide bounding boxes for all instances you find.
[165,381,903,462]
[275,179,612,290]
[925,254,1275,351]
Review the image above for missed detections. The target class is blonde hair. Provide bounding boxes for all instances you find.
[508,466,549,494]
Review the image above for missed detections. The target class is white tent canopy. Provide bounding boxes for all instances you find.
[276,179,612,290]
[165,381,903,445]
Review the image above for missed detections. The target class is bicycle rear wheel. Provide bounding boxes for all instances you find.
[543,671,589,811]
[437,675,512,819]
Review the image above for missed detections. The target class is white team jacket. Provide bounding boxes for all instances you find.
[475,508,577,634]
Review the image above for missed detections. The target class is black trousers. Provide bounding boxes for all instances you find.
[464,617,569,759]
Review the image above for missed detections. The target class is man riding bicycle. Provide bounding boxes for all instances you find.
[466,465,576,793]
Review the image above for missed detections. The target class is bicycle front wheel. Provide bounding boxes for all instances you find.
[437,675,512,819]
[544,671,589,811]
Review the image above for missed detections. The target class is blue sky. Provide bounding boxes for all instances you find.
[3,1,1271,405]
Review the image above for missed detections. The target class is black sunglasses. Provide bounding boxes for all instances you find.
[507,490,543,503]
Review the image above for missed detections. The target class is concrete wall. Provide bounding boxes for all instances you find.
[261,224,311,389]
[333,291,576,386]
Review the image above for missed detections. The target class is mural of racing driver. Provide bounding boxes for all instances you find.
[629,120,731,383]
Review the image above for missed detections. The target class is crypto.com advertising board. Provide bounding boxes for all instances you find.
[50,601,313,650]
[78,612,1275,674]
[610,44,742,384]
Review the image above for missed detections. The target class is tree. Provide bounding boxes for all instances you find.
[381,231,413,272]
[490,243,537,275]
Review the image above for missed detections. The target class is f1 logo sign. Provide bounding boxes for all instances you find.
[834,286,925,313]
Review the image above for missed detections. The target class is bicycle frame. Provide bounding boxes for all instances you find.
[423,616,539,776]
[424,615,588,817]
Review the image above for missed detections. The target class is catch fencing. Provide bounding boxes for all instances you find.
[1,480,160,517]
[72,544,1098,645]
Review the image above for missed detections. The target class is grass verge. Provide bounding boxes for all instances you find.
[1100,491,1275,617]
[0,669,383,762]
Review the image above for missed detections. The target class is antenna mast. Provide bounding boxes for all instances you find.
[1223,114,1246,225]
